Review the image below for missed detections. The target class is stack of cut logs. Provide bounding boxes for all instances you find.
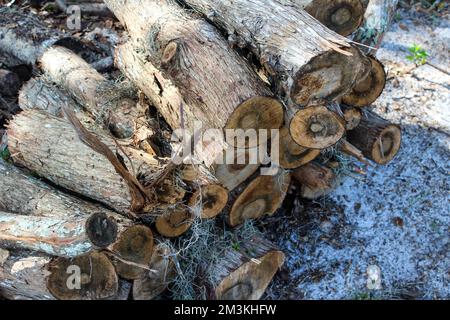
[0,0,401,300]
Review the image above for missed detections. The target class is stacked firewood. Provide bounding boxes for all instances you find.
[0,0,401,300]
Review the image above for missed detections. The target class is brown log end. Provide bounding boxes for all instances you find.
[155,207,193,238]
[111,225,154,280]
[368,124,402,164]
[289,105,345,149]
[188,184,229,219]
[47,251,118,300]
[305,0,365,36]
[343,107,362,130]
[342,56,386,107]
[291,47,363,106]
[132,244,176,300]
[228,171,291,227]
[293,162,336,199]
[85,213,119,248]
[278,126,321,169]
[215,250,285,300]
[225,96,284,148]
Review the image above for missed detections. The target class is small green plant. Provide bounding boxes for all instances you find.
[406,44,429,65]
[231,241,241,251]
[0,148,10,161]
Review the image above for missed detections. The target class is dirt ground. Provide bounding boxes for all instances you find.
[263,7,449,300]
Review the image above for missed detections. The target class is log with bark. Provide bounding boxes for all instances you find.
[292,162,337,199]
[353,0,400,55]
[0,250,119,300]
[6,109,167,215]
[178,0,366,110]
[106,0,285,166]
[346,110,401,164]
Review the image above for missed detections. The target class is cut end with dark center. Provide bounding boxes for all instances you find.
[85,212,118,248]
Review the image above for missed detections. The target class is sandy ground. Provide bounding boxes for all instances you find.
[264,8,449,300]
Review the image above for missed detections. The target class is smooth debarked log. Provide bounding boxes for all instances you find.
[287,0,366,36]
[0,251,118,300]
[106,0,284,164]
[6,109,166,214]
[346,110,401,164]
[207,236,284,300]
[179,0,365,109]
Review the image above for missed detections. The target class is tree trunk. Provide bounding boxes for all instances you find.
[228,170,291,227]
[179,0,365,109]
[292,162,337,199]
[0,251,118,300]
[346,110,401,164]
[286,0,366,36]
[6,109,166,214]
[207,236,284,300]
[106,0,284,165]
[353,0,399,55]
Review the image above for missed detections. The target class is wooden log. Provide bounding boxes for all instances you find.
[0,251,118,300]
[0,69,21,96]
[154,205,194,238]
[346,110,401,164]
[287,0,366,36]
[178,0,365,109]
[106,0,284,164]
[132,243,176,300]
[353,0,399,55]
[292,162,336,199]
[342,56,386,107]
[278,127,321,169]
[40,46,155,143]
[6,109,166,214]
[290,105,346,149]
[342,106,362,130]
[228,170,291,227]
[207,236,284,300]
[338,139,370,164]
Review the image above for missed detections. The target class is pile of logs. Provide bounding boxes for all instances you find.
[0,0,401,300]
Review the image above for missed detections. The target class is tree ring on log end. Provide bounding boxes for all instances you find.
[111,225,154,280]
[290,105,345,149]
[155,208,193,238]
[47,251,118,300]
[225,96,284,148]
[85,212,118,248]
[342,57,386,107]
[371,125,401,165]
[292,47,362,106]
[188,184,229,219]
[215,251,285,300]
[228,172,291,227]
[306,0,364,36]
[279,127,321,169]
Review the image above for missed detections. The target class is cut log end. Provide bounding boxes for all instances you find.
[155,207,193,238]
[229,171,291,227]
[215,250,285,300]
[343,107,362,130]
[370,125,402,165]
[47,251,118,300]
[188,184,229,219]
[111,225,154,280]
[305,0,365,36]
[225,96,284,147]
[85,212,119,248]
[290,105,345,149]
[292,47,363,106]
[342,57,386,107]
[278,126,321,169]
[293,162,336,199]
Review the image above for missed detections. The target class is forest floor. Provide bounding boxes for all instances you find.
[263,7,449,300]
